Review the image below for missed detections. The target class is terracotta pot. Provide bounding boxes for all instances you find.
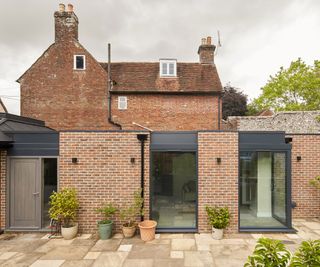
[138,220,157,242]
[61,223,78,240]
[122,224,136,238]
[212,226,224,240]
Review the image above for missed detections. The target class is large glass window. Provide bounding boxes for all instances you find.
[240,151,288,229]
[151,152,197,229]
[42,158,58,227]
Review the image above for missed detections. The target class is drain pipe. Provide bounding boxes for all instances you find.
[107,43,122,129]
[137,134,148,221]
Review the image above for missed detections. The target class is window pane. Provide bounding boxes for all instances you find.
[76,56,84,69]
[42,158,58,228]
[169,63,174,75]
[151,152,196,228]
[162,63,167,75]
[239,152,287,228]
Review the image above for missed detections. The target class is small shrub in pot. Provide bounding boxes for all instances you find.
[205,206,230,239]
[49,188,79,239]
[95,203,117,240]
[119,189,143,238]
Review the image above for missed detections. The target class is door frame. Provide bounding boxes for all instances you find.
[6,156,59,230]
[149,150,198,233]
[238,150,293,232]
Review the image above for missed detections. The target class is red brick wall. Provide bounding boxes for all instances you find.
[291,134,320,219]
[198,132,239,233]
[0,150,7,229]
[111,94,220,130]
[59,132,150,233]
[20,41,116,131]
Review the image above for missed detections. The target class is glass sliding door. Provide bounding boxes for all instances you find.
[239,151,288,229]
[151,152,197,229]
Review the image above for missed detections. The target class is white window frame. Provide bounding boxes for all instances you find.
[73,55,86,70]
[159,59,177,77]
[118,96,128,110]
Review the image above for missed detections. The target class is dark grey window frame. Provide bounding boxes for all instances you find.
[149,132,198,233]
[238,132,295,232]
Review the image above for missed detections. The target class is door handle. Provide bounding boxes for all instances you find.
[33,192,40,196]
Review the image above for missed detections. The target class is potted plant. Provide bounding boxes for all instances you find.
[119,189,143,238]
[49,188,79,240]
[95,203,117,240]
[205,206,230,240]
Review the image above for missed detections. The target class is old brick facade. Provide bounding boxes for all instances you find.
[18,7,223,131]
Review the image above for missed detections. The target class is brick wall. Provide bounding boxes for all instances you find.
[112,94,220,130]
[198,132,239,233]
[20,41,116,131]
[59,132,150,233]
[0,150,7,229]
[291,134,320,219]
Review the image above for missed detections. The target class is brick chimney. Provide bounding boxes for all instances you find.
[198,36,216,64]
[54,3,79,42]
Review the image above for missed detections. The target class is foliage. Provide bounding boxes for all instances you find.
[222,84,248,120]
[309,176,320,190]
[244,238,291,267]
[119,189,144,227]
[49,188,79,228]
[316,115,320,123]
[249,58,320,113]
[290,240,320,266]
[205,206,230,229]
[96,203,117,224]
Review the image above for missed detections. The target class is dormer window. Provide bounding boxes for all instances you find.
[160,59,177,77]
[74,55,86,70]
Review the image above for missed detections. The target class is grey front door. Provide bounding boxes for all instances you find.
[9,158,41,229]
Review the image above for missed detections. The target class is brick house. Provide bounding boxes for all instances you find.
[0,4,319,235]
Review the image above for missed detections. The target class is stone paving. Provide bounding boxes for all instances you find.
[0,219,319,267]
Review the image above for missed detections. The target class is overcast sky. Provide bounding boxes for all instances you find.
[0,0,320,114]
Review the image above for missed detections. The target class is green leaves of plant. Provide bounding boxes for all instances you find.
[205,206,230,229]
[244,238,320,267]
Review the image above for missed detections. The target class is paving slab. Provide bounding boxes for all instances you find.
[117,244,133,252]
[35,239,74,253]
[302,221,320,230]
[172,238,196,251]
[40,246,90,260]
[10,239,49,253]
[0,252,44,267]
[30,260,65,267]
[83,251,101,260]
[184,251,214,267]
[154,258,184,267]
[71,238,96,247]
[160,233,184,239]
[214,258,246,267]
[128,244,170,259]
[60,259,94,267]
[120,236,144,245]
[210,244,252,260]
[92,252,128,267]
[76,234,92,240]
[170,250,184,258]
[0,251,18,260]
[123,258,154,267]
[90,239,121,252]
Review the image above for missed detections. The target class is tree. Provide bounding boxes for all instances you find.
[222,84,248,120]
[249,58,320,113]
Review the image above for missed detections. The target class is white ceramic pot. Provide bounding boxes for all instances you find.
[212,227,224,240]
[61,223,78,240]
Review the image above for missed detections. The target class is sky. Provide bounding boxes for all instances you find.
[0,0,320,114]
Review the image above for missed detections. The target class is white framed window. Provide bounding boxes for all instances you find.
[159,59,177,77]
[118,96,127,110]
[73,55,86,70]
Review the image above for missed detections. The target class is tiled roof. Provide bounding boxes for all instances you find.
[100,62,222,93]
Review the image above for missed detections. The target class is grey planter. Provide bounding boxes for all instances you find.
[98,221,113,240]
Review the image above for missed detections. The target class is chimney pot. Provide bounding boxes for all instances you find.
[201,38,206,45]
[59,3,65,12]
[207,36,212,45]
[67,4,73,12]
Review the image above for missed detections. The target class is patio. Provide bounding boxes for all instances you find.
[0,219,319,267]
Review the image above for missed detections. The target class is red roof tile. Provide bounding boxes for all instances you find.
[100,62,222,93]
